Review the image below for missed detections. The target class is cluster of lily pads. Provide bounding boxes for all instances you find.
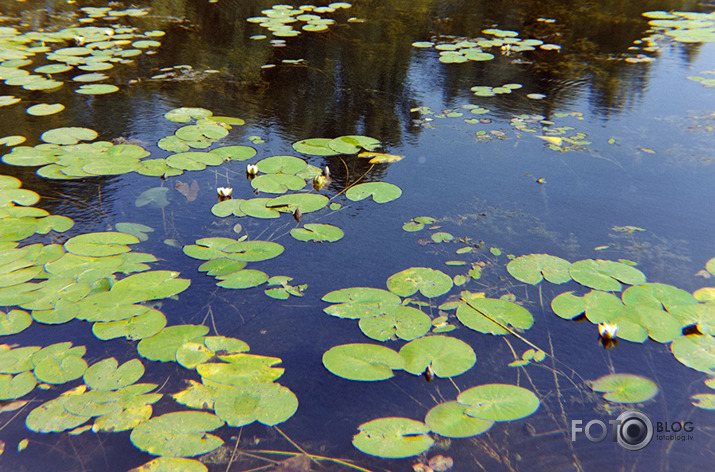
[247,3,353,39]
[0,7,162,101]
[1,107,255,179]
[0,173,301,470]
[412,28,560,64]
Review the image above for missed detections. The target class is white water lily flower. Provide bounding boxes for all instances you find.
[598,322,619,340]
[217,187,233,197]
[246,164,258,175]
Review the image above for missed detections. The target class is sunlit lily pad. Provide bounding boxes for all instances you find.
[425,401,494,438]
[137,325,209,362]
[0,309,32,336]
[323,287,401,319]
[209,145,256,161]
[256,155,307,174]
[268,193,329,213]
[290,223,344,242]
[328,135,381,154]
[399,335,476,377]
[353,417,433,458]
[128,458,208,472]
[458,384,539,421]
[213,382,298,427]
[387,267,453,298]
[591,373,658,403]
[84,358,144,391]
[0,372,36,400]
[569,259,646,291]
[216,269,269,289]
[197,354,284,385]
[358,305,431,341]
[346,182,402,203]
[251,173,306,193]
[130,411,224,457]
[322,343,405,381]
[111,270,191,303]
[671,335,715,375]
[26,103,65,116]
[92,308,167,341]
[222,240,284,262]
[691,393,715,410]
[457,295,533,335]
[507,254,571,285]
[40,127,98,145]
[292,138,340,156]
[64,231,139,257]
[165,107,213,122]
[26,394,90,433]
[75,84,119,95]
[240,198,281,219]
[550,290,623,323]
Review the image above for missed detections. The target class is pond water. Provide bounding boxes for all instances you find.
[1,1,714,471]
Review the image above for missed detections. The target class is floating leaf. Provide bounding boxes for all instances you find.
[399,336,476,377]
[323,287,402,319]
[353,417,433,458]
[222,240,284,262]
[507,254,572,285]
[671,335,715,375]
[268,193,329,213]
[569,259,646,291]
[26,103,64,116]
[359,151,404,163]
[197,354,284,385]
[83,358,144,391]
[591,373,658,403]
[165,107,213,122]
[209,145,256,161]
[387,267,453,298]
[75,84,119,95]
[130,411,224,457]
[346,182,402,203]
[256,155,307,174]
[458,384,539,421]
[290,223,344,242]
[322,344,405,381]
[26,394,89,433]
[691,393,715,410]
[0,309,32,336]
[425,401,494,438]
[251,174,306,193]
[358,305,431,341]
[92,309,167,341]
[328,135,381,154]
[293,138,340,156]
[137,325,209,362]
[216,270,269,289]
[128,458,208,472]
[214,382,298,427]
[0,372,36,400]
[40,127,97,145]
[457,296,534,335]
[431,232,454,243]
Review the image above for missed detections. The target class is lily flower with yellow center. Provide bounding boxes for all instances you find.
[598,322,619,340]
[246,164,258,176]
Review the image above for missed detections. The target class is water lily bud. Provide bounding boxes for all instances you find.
[217,187,233,197]
[246,164,258,175]
[598,322,618,340]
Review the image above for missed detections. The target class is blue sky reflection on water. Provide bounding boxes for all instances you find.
[1,1,715,471]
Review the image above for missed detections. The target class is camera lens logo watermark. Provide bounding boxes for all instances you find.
[571,410,654,451]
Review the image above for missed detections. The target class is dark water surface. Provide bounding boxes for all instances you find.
[1,1,714,471]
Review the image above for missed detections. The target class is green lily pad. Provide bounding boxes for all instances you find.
[33,352,88,385]
[458,384,540,421]
[591,373,659,403]
[424,401,494,438]
[166,151,223,171]
[387,267,453,298]
[216,269,269,289]
[111,270,190,303]
[209,145,256,161]
[431,232,454,242]
[251,173,306,193]
[399,335,476,377]
[346,182,402,203]
[198,258,247,276]
[75,84,119,94]
[115,222,154,242]
[26,103,65,116]
[353,417,433,458]
[0,309,32,336]
[129,458,208,472]
[83,358,144,391]
[671,335,715,375]
[550,290,624,323]
[268,193,329,213]
[165,107,213,122]
[292,138,340,156]
[26,395,90,433]
[457,296,534,335]
[40,127,98,145]
[256,155,307,174]
[569,259,646,291]
[691,393,715,410]
[175,124,228,142]
[358,305,431,341]
[137,324,209,362]
[290,223,344,242]
[507,254,572,285]
[328,135,381,154]
[211,199,246,218]
[322,343,405,381]
[197,354,284,385]
[0,371,36,400]
[92,308,167,341]
[130,411,224,457]
[622,283,697,311]
[0,346,40,374]
[222,240,284,262]
[240,198,281,219]
[323,287,402,319]
[213,382,298,427]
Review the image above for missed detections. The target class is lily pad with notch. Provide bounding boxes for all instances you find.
[398,335,476,377]
[322,343,405,381]
[346,182,402,203]
[457,383,539,421]
[353,417,433,458]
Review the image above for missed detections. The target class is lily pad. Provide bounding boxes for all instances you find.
[216,270,269,289]
[128,458,208,472]
[590,373,658,403]
[0,372,36,400]
[322,343,405,381]
[457,296,534,335]
[323,287,402,319]
[671,335,715,375]
[424,401,494,438]
[251,173,306,193]
[197,354,284,385]
[137,325,209,362]
[130,411,224,457]
[399,335,476,377]
[256,155,307,174]
[40,127,97,145]
[83,358,144,391]
[353,417,433,458]
[222,240,284,262]
[26,103,65,116]
[507,254,572,285]
[328,135,381,154]
[92,308,167,341]
[75,84,119,95]
[213,382,298,427]
[290,223,344,242]
[165,107,213,122]
[268,193,329,213]
[358,305,431,341]
[457,384,540,421]
[387,267,453,298]
[209,145,256,161]
[25,395,90,433]
[569,259,646,291]
[346,182,402,203]
[0,309,32,336]
[292,138,340,156]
